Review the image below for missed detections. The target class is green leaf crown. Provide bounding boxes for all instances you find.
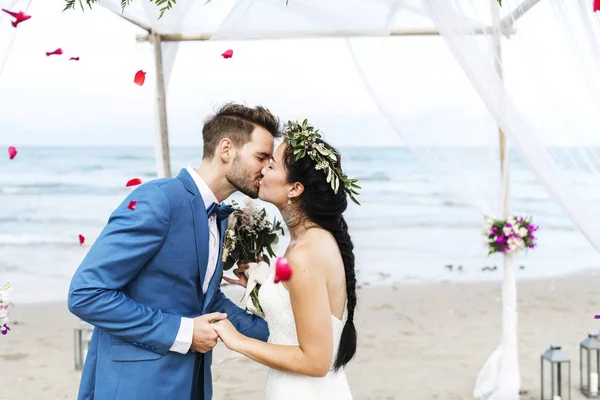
[283,119,361,205]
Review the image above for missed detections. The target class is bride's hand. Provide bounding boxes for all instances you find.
[212,318,244,351]
[222,263,250,288]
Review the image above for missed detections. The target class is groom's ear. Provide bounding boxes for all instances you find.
[289,182,304,199]
[218,138,234,163]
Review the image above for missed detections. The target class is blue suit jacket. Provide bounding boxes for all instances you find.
[68,169,269,400]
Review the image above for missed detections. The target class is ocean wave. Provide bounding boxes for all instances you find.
[0,234,87,246]
[0,216,104,225]
[0,182,127,195]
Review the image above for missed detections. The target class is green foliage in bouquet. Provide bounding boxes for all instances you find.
[221,200,284,313]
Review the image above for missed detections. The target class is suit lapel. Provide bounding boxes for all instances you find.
[177,169,210,303]
[203,217,228,311]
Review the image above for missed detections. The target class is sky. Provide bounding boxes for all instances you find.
[0,0,599,147]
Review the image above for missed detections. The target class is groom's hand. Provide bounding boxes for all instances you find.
[191,312,228,353]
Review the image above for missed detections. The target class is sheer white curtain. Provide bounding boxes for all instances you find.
[415,0,600,399]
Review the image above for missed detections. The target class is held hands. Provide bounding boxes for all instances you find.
[211,318,244,351]
[191,312,228,353]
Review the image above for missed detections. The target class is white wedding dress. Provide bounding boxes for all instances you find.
[258,273,353,400]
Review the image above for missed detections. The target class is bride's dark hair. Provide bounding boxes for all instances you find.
[282,139,357,371]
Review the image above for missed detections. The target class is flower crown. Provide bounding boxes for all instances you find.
[283,119,361,205]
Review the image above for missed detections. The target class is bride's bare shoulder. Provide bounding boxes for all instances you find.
[288,229,338,268]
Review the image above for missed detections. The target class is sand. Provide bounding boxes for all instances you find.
[1,271,599,400]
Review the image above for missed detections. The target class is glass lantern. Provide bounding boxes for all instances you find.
[541,344,571,400]
[580,332,600,398]
[73,320,94,371]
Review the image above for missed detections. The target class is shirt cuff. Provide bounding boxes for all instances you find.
[169,317,193,354]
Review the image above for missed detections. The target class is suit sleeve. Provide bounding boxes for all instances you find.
[207,288,269,342]
[67,183,180,355]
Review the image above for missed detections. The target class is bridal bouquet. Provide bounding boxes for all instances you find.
[222,200,285,316]
[482,216,538,256]
[0,283,11,335]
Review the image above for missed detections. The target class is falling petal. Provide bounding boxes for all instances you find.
[69,57,80,61]
[78,234,85,246]
[133,70,146,86]
[221,49,234,59]
[1,9,31,27]
[126,178,142,187]
[46,48,63,57]
[274,257,292,283]
[8,146,17,160]
[128,201,137,211]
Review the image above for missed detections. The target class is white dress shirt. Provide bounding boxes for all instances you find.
[169,167,220,354]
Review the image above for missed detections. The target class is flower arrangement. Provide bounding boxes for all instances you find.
[0,283,11,335]
[482,216,538,255]
[222,200,285,313]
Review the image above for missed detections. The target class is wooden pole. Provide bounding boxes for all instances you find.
[135,26,517,42]
[151,30,172,178]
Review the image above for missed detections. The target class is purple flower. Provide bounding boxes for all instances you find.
[1,324,10,335]
[496,235,507,244]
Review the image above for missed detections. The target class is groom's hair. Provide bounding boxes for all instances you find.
[201,102,281,160]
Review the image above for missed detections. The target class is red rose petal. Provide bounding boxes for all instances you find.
[128,200,137,210]
[125,178,142,187]
[1,9,31,28]
[595,0,600,12]
[7,146,17,160]
[46,48,63,57]
[78,234,85,246]
[274,257,292,283]
[221,49,233,59]
[133,70,146,86]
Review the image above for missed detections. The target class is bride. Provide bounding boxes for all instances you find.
[212,119,360,399]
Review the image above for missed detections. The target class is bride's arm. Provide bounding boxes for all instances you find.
[212,249,334,378]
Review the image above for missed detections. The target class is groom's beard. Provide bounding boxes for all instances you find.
[226,156,260,198]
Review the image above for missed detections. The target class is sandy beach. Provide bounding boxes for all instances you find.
[1,271,599,400]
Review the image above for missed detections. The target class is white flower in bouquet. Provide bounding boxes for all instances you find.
[518,227,528,238]
[502,226,512,236]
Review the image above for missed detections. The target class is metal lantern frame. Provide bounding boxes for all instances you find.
[73,320,94,371]
[580,332,600,398]
[541,344,571,400]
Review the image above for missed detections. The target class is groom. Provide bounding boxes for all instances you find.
[68,103,281,400]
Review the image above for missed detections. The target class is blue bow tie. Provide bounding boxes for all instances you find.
[206,202,234,223]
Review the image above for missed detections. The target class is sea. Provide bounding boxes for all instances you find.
[2,146,600,303]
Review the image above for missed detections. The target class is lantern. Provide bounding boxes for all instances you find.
[580,332,600,398]
[73,320,94,371]
[541,344,571,400]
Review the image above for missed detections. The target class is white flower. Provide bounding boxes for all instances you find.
[518,227,528,238]
[507,217,516,226]
[502,226,512,236]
